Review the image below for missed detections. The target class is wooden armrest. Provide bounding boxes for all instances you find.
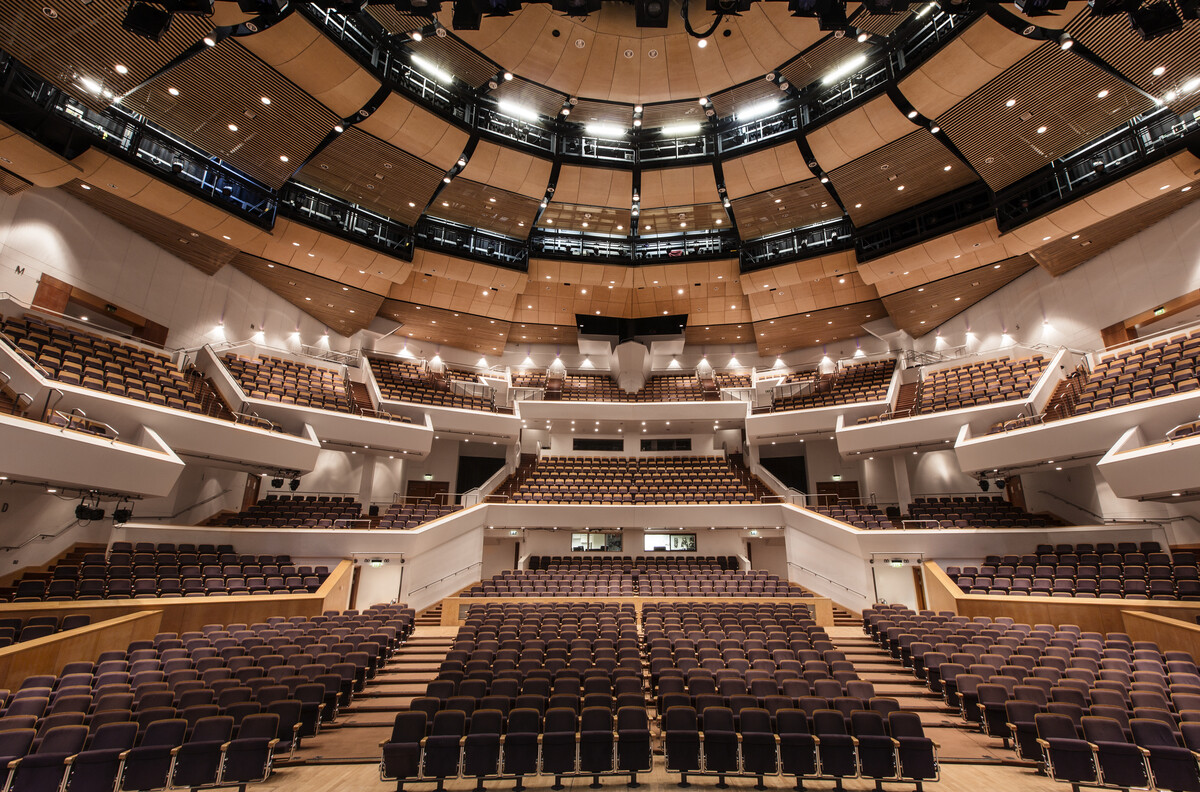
[170,746,183,756]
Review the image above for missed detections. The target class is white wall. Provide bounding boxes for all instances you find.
[0,483,115,571]
[0,189,353,352]
[401,437,506,495]
[138,465,245,525]
[907,450,979,497]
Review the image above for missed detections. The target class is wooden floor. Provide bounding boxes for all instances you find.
[268,617,1061,792]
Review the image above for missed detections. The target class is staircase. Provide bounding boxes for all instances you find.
[892,381,921,416]
[349,381,374,414]
[727,454,776,501]
[0,541,108,595]
[414,600,445,628]
[1042,367,1087,421]
[184,369,237,421]
[491,454,538,500]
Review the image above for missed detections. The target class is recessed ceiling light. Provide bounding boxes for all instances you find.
[334,124,343,133]
[442,201,449,206]
[167,87,180,96]
[203,36,216,46]
[305,297,311,301]
[408,202,416,207]
[1184,186,1193,192]
[1097,89,1109,99]
[697,38,707,48]
[222,235,231,240]
[1043,236,1051,241]
[81,184,91,190]
[114,63,128,74]
[1036,126,1047,134]
[1153,66,1166,77]
[897,185,905,191]
[1005,99,1016,107]
[943,165,952,171]
[260,96,271,105]
[855,203,862,208]
[227,124,238,132]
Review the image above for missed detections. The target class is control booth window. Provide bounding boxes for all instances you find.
[644,532,698,552]
[571,533,623,552]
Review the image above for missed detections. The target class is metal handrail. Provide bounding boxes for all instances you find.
[232,412,279,432]
[408,562,483,596]
[0,332,53,379]
[332,518,375,530]
[0,519,85,552]
[899,519,943,530]
[51,408,119,439]
[786,562,867,600]
[1166,421,1200,442]
[0,292,167,353]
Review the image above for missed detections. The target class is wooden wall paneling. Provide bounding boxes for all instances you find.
[440,596,833,626]
[356,93,470,171]
[721,142,814,199]
[936,42,1154,191]
[0,612,163,691]
[777,36,867,98]
[0,0,213,113]
[539,203,631,235]
[730,178,841,239]
[1120,610,1200,657]
[747,270,879,320]
[830,130,980,226]
[428,178,541,237]
[710,78,786,121]
[120,42,340,189]
[231,254,385,336]
[552,165,633,208]
[640,165,719,208]
[637,202,729,234]
[460,142,553,199]
[570,99,635,126]
[238,13,381,117]
[382,298,515,353]
[0,123,82,188]
[492,76,569,118]
[32,273,71,315]
[856,218,1027,286]
[749,300,886,356]
[640,100,707,130]
[408,249,529,293]
[296,128,444,226]
[898,15,1041,120]
[806,94,918,173]
[388,271,518,321]
[880,255,1038,337]
[514,280,632,325]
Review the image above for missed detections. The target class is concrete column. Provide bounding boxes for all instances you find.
[358,455,377,516]
[892,455,912,515]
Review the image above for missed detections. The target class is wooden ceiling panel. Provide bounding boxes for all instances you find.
[0,0,213,113]
[364,7,433,35]
[640,164,718,208]
[528,260,636,288]
[0,122,83,188]
[553,165,633,208]
[937,43,1155,191]
[749,300,887,357]
[460,141,552,199]
[388,271,519,320]
[295,128,443,226]
[380,299,521,354]
[61,179,237,276]
[806,94,918,173]
[777,35,867,96]
[881,255,1038,337]
[640,100,707,130]
[731,179,841,240]
[514,281,633,326]
[238,14,380,118]
[638,203,729,234]
[898,15,1040,120]
[571,99,635,126]
[409,249,529,293]
[407,34,499,89]
[493,76,567,119]
[356,93,469,172]
[831,130,979,226]
[120,42,338,189]
[722,142,814,200]
[232,253,384,336]
[539,204,631,235]
[427,178,540,237]
[746,270,879,320]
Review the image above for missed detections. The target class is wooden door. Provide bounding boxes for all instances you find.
[816,480,861,503]
[241,475,261,512]
[407,480,450,503]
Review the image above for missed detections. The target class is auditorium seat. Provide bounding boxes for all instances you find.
[502,455,769,504]
[773,359,895,412]
[222,354,352,413]
[370,356,497,412]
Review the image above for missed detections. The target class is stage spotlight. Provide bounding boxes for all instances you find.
[636,0,669,26]
[995,478,1007,490]
[113,505,133,524]
[121,2,173,42]
[789,0,848,30]
[1130,2,1182,39]
[978,478,990,492]
[289,478,301,491]
[707,0,753,13]
[452,0,481,28]
[271,477,284,488]
[476,0,521,16]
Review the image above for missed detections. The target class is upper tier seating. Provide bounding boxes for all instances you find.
[946,541,1200,600]
[638,375,704,401]
[1,315,203,412]
[505,456,767,504]
[511,371,547,389]
[555,374,710,402]
[464,557,805,597]
[561,374,630,402]
[814,495,1058,530]
[774,360,895,411]
[1074,331,1200,414]
[1,542,327,601]
[370,356,496,412]
[207,495,364,529]
[0,604,413,792]
[0,614,90,648]
[376,501,461,529]
[919,355,1046,414]
[222,354,350,412]
[864,603,1200,790]
[713,373,752,389]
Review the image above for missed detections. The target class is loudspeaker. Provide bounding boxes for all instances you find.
[121,2,172,42]
[1130,2,1182,39]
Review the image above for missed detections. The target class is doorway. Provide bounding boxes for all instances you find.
[407,480,450,503]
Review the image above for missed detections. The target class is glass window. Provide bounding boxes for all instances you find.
[643,533,697,552]
[571,533,623,552]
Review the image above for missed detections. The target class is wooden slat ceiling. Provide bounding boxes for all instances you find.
[936,42,1156,191]
[459,141,553,199]
[407,33,500,89]
[1032,183,1200,276]
[777,35,868,96]
[380,298,518,354]
[231,253,385,336]
[427,178,540,237]
[539,203,631,235]
[120,41,339,189]
[356,92,470,172]
[365,6,436,35]
[831,130,979,227]
[295,128,444,227]
[749,299,887,357]
[62,178,237,275]
[553,165,632,208]
[571,99,634,126]
[0,0,215,113]
[722,141,814,200]
[1066,15,1200,116]
[638,203,728,234]
[881,254,1038,337]
[731,179,841,240]
[640,100,708,129]
[0,167,31,195]
[806,94,918,173]
[710,77,787,121]
[493,76,568,118]
[853,7,913,36]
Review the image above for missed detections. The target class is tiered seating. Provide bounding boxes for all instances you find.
[506,456,764,504]
[511,371,547,389]
[865,603,1200,791]
[0,605,413,792]
[464,557,805,597]
[908,495,1058,528]
[639,375,704,401]
[1075,331,1200,414]
[383,603,652,788]
[713,372,751,389]
[648,602,939,789]
[813,502,897,529]
[207,495,363,529]
[370,356,496,412]
[947,541,1200,599]
[2,542,327,601]
[377,501,461,529]
[561,374,631,402]
[918,355,1046,414]
[0,614,91,647]
[1,314,203,412]
[222,354,350,412]
[773,359,895,411]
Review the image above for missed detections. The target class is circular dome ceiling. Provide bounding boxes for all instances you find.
[432,0,839,103]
